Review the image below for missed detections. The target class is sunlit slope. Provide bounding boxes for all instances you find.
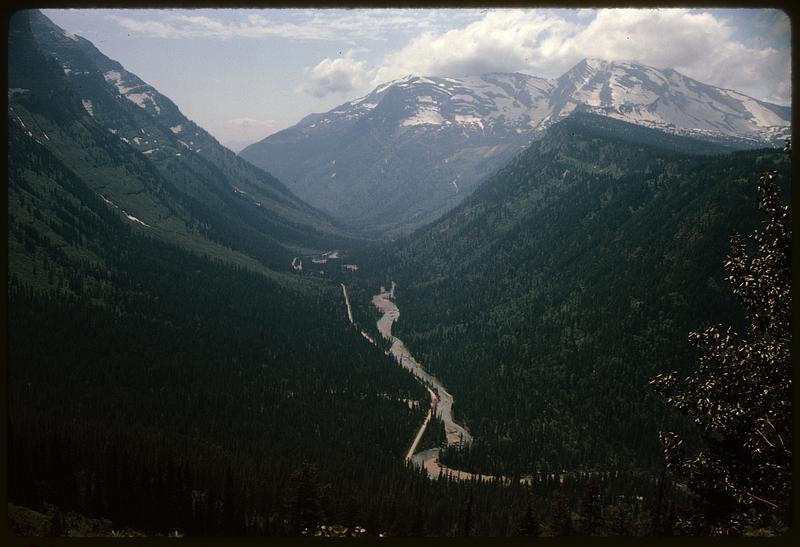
[11,9,356,276]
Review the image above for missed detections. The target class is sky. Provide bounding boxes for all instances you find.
[42,7,792,152]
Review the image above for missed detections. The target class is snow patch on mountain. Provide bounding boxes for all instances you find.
[126,92,161,113]
[104,70,161,114]
[104,70,132,93]
[402,104,445,126]
[241,58,789,233]
[724,90,787,127]
[125,213,150,227]
[454,114,483,127]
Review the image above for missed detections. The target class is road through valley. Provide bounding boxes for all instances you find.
[372,285,505,483]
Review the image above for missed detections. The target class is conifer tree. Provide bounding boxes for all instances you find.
[577,476,604,535]
[650,170,791,535]
[286,462,325,536]
[547,491,574,536]
[513,489,541,537]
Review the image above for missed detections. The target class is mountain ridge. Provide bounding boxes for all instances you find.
[240,58,789,234]
[351,111,791,475]
[11,9,357,276]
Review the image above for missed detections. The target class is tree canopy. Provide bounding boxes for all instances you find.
[651,170,791,535]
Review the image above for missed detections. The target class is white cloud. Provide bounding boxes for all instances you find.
[300,51,373,98]
[567,9,791,105]
[373,10,577,84]
[367,8,791,106]
[106,9,458,43]
[105,16,183,39]
[105,8,790,106]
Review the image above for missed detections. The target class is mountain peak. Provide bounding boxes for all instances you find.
[578,57,652,72]
[582,57,610,70]
[241,59,788,232]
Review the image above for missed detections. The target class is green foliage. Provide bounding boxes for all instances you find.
[8,502,148,537]
[650,171,791,535]
[10,9,791,538]
[7,105,532,536]
[285,463,326,535]
[8,504,51,536]
[545,491,574,537]
[9,9,354,280]
[357,113,790,478]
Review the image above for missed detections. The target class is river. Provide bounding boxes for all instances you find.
[373,286,505,482]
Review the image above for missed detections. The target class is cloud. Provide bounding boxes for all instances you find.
[106,9,458,42]
[567,9,791,105]
[373,10,577,84]
[300,51,372,98]
[106,8,790,105]
[105,16,185,39]
[366,8,791,106]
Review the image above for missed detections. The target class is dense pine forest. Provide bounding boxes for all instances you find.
[8,48,663,537]
[7,8,792,539]
[354,115,790,478]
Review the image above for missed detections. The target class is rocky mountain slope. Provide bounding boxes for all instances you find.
[241,59,790,234]
[11,9,355,276]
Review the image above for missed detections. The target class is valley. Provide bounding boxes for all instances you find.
[372,285,498,481]
[7,8,791,539]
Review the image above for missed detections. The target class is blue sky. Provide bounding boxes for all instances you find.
[43,8,791,152]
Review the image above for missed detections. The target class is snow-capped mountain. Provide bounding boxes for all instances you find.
[293,72,554,138]
[240,59,790,234]
[547,58,790,145]
[241,73,550,233]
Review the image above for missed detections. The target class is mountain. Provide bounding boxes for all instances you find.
[353,112,791,475]
[9,10,517,538]
[240,59,789,234]
[242,72,553,234]
[12,9,354,276]
[547,58,791,146]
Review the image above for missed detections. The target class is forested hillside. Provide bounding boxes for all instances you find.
[355,113,791,477]
[8,10,576,538]
[7,8,790,538]
[10,10,355,275]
